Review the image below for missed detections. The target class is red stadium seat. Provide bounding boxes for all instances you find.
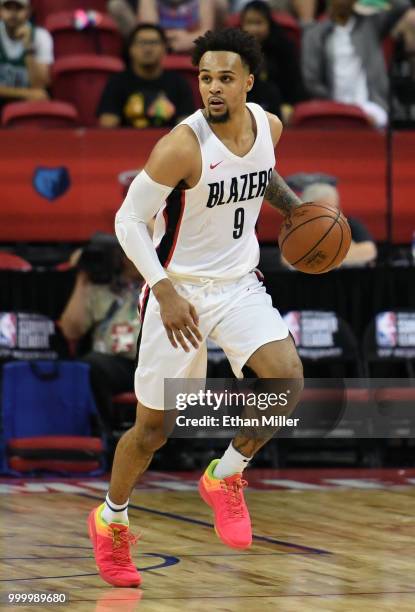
[225,11,300,51]
[8,436,104,474]
[301,388,370,403]
[291,100,374,129]
[374,388,415,403]
[0,252,32,270]
[225,13,240,27]
[32,0,108,26]
[163,54,202,108]
[2,100,79,128]
[112,392,136,405]
[382,36,395,67]
[272,12,301,50]
[51,55,124,126]
[46,11,122,59]
[111,392,137,431]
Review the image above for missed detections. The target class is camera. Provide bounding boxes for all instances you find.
[77,233,123,285]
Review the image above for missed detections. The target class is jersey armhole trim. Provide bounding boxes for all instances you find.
[174,114,206,193]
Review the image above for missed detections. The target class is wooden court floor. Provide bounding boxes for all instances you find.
[1,471,415,611]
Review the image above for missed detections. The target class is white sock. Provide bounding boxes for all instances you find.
[101,493,129,525]
[213,443,251,479]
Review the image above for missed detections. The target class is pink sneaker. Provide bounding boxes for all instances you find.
[199,459,252,549]
[87,503,142,587]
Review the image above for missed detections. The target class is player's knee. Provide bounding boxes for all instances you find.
[283,360,304,398]
[283,357,304,387]
[135,423,167,454]
[255,352,304,382]
[133,401,169,453]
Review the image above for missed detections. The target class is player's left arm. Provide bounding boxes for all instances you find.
[264,112,303,216]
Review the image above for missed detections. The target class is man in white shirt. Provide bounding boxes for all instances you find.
[327,8,388,127]
[0,0,54,107]
[302,0,412,127]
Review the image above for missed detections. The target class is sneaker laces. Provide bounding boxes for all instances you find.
[221,477,248,519]
[110,527,140,566]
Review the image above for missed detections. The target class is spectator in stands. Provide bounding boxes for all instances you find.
[59,237,143,430]
[107,0,137,37]
[302,0,413,128]
[232,0,320,24]
[138,0,223,53]
[0,0,53,108]
[303,183,378,266]
[240,0,307,120]
[247,74,283,118]
[390,0,415,77]
[97,23,195,128]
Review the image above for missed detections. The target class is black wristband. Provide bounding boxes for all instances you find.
[24,46,36,56]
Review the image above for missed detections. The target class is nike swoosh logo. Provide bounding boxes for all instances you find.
[210,161,223,170]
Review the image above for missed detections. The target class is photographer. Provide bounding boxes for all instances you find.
[59,234,143,430]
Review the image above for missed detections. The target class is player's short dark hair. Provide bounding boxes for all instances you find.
[191,28,263,75]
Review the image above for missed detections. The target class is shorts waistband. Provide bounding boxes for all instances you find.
[167,271,247,285]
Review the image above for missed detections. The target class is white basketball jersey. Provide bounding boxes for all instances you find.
[152,102,275,279]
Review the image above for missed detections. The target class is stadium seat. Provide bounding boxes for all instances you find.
[1,361,105,475]
[111,392,137,432]
[271,12,301,50]
[51,55,124,126]
[225,11,300,51]
[277,310,372,463]
[362,311,415,378]
[362,311,415,438]
[382,36,395,67]
[283,310,363,378]
[32,0,108,26]
[291,101,374,129]
[112,392,136,405]
[2,100,79,128]
[46,11,122,59]
[163,54,202,108]
[0,252,32,270]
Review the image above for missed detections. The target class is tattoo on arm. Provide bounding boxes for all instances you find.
[264,169,302,216]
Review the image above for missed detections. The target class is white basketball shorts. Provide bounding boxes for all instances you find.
[135,271,289,409]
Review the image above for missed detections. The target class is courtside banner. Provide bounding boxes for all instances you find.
[4,128,411,242]
[164,378,415,439]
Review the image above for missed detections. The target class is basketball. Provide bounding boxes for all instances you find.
[278,201,352,274]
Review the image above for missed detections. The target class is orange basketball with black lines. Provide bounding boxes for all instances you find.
[278,201,352,274]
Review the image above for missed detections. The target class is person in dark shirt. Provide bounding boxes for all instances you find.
[240,0,307,113]
[247,76,283,118]
[97,23,195,128]
[302,183,378,266]
[280,182,377,269]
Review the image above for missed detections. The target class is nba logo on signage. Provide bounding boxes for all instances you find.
[376,312,397,347]
[0,313,17,348]
[283,311,301,345]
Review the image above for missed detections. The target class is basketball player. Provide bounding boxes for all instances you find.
[88,28,304,587]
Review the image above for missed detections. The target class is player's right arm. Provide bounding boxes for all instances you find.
[115,126,203,352]
[264,113,303,216]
